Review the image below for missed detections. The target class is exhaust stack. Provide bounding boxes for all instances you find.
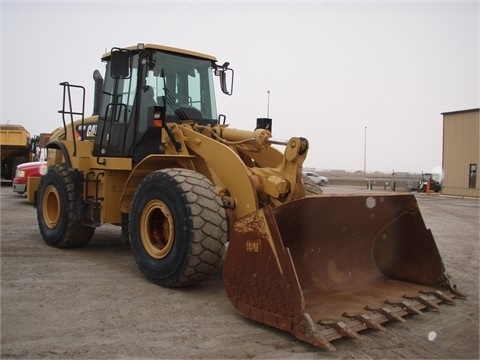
[92,70,103,116]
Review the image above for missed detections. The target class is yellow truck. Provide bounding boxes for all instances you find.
[0,124,37,182]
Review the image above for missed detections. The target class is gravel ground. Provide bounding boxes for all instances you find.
[1,185,479,359]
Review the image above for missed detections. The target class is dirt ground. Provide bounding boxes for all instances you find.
[1,184,479,359]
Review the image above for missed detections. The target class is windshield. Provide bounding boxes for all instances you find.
[144,51,218,122]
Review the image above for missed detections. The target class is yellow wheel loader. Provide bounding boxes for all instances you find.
[34,43,463,351]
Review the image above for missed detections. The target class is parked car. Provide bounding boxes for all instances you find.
[302,171,329,186]
[12,161,47,194]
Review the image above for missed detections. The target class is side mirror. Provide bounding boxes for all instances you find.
[110,48,131,79]
[215,62,234,96]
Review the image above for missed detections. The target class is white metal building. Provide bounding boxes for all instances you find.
[441,108,479,198]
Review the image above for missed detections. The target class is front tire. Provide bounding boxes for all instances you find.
[129,168,228,287]
[37,164,94,248]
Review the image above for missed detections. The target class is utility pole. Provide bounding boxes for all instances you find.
[267,90,270,118]
[364,126,367,175]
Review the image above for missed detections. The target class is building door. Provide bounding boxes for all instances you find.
[469,164,477,188]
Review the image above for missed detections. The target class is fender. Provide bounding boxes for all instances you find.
[119,154,196,213]
[46,140,72,169]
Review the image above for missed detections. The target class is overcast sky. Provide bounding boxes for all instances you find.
[2,0,478,173]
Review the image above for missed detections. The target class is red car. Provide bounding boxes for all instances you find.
[12,161,47,194]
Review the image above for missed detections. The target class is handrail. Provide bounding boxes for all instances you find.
[58,82,86,157]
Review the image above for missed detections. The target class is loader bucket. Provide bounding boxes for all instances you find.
[224,194,462,351]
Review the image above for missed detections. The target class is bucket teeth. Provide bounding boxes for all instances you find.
[343,312,387,331]
[385,299,424,315]
[365,305,407,323]
[318,320,362,339]
[403,294,440,310]
[421,290,456,304]
[306,291,459,351]
[294,313,336,351]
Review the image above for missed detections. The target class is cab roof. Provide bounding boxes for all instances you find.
[101,43,217,61]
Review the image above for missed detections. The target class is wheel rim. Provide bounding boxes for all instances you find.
[42,185,61,229]
[140,199,175,259]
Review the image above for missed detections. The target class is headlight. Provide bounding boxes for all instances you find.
[39,165,48,175]
[15,170,26,178]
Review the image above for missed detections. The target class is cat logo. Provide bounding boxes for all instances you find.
[245,239,261,253]
[76,123,98,139]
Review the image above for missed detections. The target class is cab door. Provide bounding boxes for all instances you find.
[93,50,138,158]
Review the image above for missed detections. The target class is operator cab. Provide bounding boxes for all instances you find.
[92,43,233,162]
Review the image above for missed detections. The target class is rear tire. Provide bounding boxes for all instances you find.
[37,164,94,248]
[129,168,228,287]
